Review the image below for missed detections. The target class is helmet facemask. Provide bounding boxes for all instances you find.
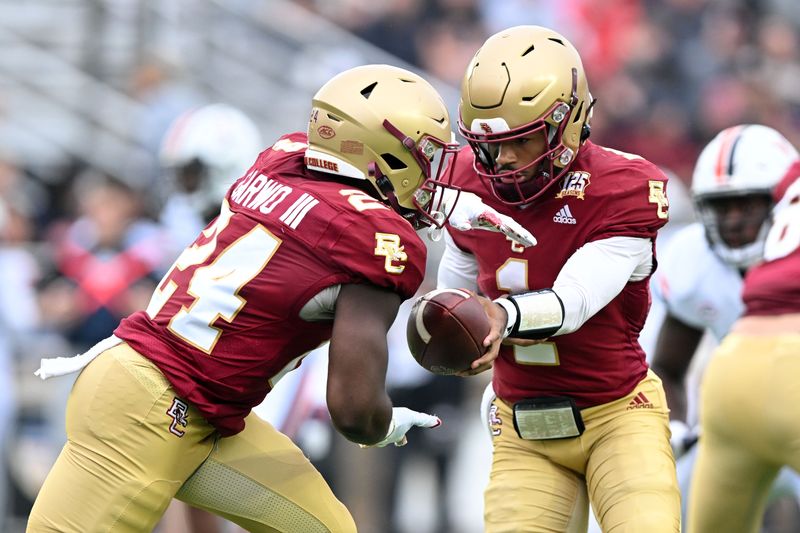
[373,120,461,229]
[168,158,217,219]
[159,104,263,215]
[458,25,595,208]
[461,93,585,206]
[694,191,774,269]
[690,124,800,269]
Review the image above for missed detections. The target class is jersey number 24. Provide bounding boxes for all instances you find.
[145,199,279,354]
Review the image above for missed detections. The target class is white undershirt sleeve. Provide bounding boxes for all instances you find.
[436,231,479,292]
[553,236,654,335]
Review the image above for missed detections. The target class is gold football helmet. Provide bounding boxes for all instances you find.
[459,26,594,206]
[306,64,459,227]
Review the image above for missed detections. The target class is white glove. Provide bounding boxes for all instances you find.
[438,189,537,248]
[370,407,441,448]
[669,419,700,458]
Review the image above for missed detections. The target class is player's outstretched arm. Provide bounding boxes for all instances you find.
[327,283,439,447]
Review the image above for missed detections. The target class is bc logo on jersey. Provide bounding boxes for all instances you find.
[555,171,591,200]
[374,233,407,274]
[648,180,670,220]
[489,404,503,437]
[167,397,190,437]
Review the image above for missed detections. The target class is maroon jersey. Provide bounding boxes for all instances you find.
[116,133,426,436]
[447,141,669,407]
[742,163,800,316]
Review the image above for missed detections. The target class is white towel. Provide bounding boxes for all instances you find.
[35,335,123,380]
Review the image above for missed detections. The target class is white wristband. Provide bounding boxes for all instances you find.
[493,297,519,339]
[507,289,564,339]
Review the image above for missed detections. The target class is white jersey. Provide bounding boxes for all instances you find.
[651,223,743,428]
[651,223,743,342]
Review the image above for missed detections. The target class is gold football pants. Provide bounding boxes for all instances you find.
[485,370,681,533]
[27,343,356,533]
[688,333,800,533]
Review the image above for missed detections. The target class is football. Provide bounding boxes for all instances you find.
[406,288,491,375]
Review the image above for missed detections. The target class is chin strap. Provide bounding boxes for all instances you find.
[382,119,430,173]
[368,162,406,216]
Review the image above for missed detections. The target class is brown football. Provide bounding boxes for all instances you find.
[406,289,491,375]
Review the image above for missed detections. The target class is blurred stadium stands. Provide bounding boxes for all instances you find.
[0,0,457,189]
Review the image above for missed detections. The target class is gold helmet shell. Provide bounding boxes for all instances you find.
[306,64,458,226]
[459,26,594,206]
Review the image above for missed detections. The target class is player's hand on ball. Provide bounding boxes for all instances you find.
[407,289,490,376]
[370,407,441,448]
[456,294,506,376]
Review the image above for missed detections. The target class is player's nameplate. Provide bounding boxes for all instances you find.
[512,398,584,440]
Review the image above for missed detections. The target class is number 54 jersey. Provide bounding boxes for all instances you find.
[445,141,669,407]
[115,133,426,436]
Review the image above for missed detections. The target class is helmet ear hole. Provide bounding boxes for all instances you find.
[580,123,591,142]
[381,153,408,170]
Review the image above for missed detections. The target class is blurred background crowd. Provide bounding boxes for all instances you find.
[1,0,800,531]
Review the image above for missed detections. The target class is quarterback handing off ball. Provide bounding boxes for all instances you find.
[406,289,490,375]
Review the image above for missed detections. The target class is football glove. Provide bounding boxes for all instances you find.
[437,189,537,248]
[669,419,700,458]
[370,407,441,448]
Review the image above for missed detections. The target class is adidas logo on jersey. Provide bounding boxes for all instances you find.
[553,205,577,224]
[626,392,654,410]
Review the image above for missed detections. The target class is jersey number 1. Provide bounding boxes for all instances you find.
[497,258,560,366]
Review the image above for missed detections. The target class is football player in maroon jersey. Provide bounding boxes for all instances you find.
[435,26,681,531]
[688,162,800,533]
[27,64,533,532]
